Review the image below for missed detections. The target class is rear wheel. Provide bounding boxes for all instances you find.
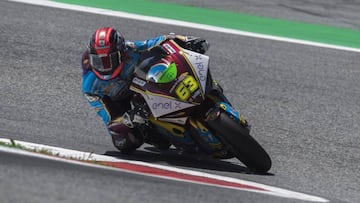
[206,108,272,173]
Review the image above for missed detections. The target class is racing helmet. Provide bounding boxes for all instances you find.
[88,27,125,80]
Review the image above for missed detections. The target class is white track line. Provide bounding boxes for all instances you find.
[0,138,328,202]
[6,0,360,53]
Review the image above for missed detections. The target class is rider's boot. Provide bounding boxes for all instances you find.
[108,118,143,154]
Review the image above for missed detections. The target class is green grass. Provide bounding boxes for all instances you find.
[53,0,360,49]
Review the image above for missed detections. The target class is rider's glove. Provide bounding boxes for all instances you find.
[167,33,210,54]
[187,38,209,54]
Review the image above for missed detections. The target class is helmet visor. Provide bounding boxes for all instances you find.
[89,51,120,73]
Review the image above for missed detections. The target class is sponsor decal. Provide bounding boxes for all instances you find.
[195,61,207,82]
[183,50,209,92]
[163,43,176,54]
[142,93,196,118]
[132,77,146,86]
[151,101,182,110]
[158,117,188,125]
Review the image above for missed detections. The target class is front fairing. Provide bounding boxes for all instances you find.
[129,40,210,118]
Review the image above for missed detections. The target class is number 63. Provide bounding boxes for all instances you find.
[175,75,198,101]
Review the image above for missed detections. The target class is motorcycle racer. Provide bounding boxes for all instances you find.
[81,27,210,154]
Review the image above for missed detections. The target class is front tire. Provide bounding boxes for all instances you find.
[206,108,272,173]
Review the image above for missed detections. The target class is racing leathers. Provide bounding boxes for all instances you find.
[81,34,209,153]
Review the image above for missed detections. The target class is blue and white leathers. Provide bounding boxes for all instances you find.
[81,35,167,125]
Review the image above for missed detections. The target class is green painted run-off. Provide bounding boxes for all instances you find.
[54,0,360,49]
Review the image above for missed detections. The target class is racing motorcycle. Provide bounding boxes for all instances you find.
[126,39,272,173]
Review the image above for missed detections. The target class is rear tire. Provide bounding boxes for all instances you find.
[206,108,272,173]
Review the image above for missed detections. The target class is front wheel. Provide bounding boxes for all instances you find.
[206,108,272,173]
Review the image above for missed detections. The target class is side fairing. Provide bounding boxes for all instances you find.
[136,89,196,118]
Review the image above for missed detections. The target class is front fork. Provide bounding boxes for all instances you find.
[189,80,250,158]
[214,102,249,128]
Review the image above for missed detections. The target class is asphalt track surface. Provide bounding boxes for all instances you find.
[1,1,359,203]
[159,0,360,29]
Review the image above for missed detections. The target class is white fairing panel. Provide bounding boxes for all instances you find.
[183,50,209,93]
[140,92,196,118]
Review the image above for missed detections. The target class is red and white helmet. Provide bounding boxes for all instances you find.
[88,27,125,80]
